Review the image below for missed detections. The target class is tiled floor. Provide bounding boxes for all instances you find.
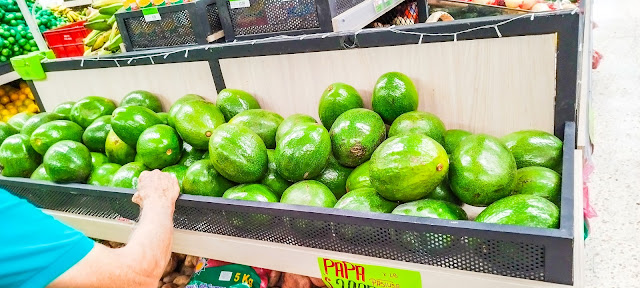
[584,0,640,287]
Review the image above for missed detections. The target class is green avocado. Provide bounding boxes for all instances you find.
[280,180,337,208]
[7,112,35,131]
[182,159,235,197]
[136,124,182,169]
[30,120,84,155]
[174,100,226,150]
[392,199,467,220]
[177,142,207,167]
[315,154,353,199]
[475,195,559,228]
[82,115,112,152]
[276,123,331,182]
[111,106,163,146]
[426,176,462,205]
[43,140,92,183]
[0,122,18,145]
[157,112,169,125]
[105,129,136,165]
[167,94,204,127]
[70,96,117,128]
[161,164,188,190]
[88,163,121,186]
[209,123,267,183]
[334,188,397,213]
[52,101,75,120]
[371,72,419,124]
[91,152,109,168]
[330,108,386,167]
[502,130,563,172]
[216,89,261,121]
[30,164,52,181]
[0,134,41,177]
[228,109,283,149]
[512,166,561,206]
[449,134,517,206]
[120,90,163,112]
[345,160,372,192]
[275,114,317,144]
[110,162,148,189]
[259,149,292,198]
[318,83,364,130]
[388,111,446,146]
[443,129,472,155]
[20,112,65,136]
[370,134,449,202]
[223,184,279,202]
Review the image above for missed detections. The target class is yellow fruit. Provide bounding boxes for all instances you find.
[1,96,9,104]
[18,93,26,100]
[27,93,34,100]
[14,99,23,107]
[2,116,10,122]
[5,103,14,109]
[18,106,26,112]
[0,90,5,96]
[8,107,17,114]
[0,110,8,116]
[27,104,39,113]
[10,94,19,101]
[24,99,34,106]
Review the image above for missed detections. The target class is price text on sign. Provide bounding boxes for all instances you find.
[142,7,161,22]
[318,258,421,288]
[229,0,250,9]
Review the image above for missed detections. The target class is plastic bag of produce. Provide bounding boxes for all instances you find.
[186,259,270,288]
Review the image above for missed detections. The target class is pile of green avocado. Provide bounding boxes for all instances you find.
[0,72,564,230]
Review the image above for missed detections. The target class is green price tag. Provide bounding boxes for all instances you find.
[141,7,161,21]
[318,258,422,288]
[373,0,393,13]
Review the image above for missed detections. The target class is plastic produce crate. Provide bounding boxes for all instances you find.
[0,122,577,285]
[43,21,91,58]
[115,0,224,51]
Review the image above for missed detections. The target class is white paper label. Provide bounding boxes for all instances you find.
[229,0,250,8]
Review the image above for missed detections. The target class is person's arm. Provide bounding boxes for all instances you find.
[48,170,180,288]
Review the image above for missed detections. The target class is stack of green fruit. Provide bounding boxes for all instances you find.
[0,72,564,232]
[83,0,122,56]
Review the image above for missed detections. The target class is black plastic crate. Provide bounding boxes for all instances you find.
[0,122,577,285]
[115,0,225,51]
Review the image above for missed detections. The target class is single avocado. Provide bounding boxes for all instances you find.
[174,100,225,150]
[136,124,182,169]
[334,188,397,213]
[88,163,121,186]
[7,112,35,131]
[105,129,136,165]
[275,114,317,144]
[70,96,117,128]
[475,195,559,228]
[182,159,235,197]
[111,106,163,146]
[449,134,517,206]
[443,129,472,155]
[30,164,52,181]
[259,149,292,198]
[392,199,467,220]
[228,109,283,149]
[315,154,353,199]
[426,176,462,205]
[43,140,93,183]
[388,111,446,146]
[30,120,84,155]
[216,89,261,121]
[120,90,163,112]
[167,94,205,127]
[161,164,188,190]
[82,115,112,152]
[276,123,331,182]
[0,122,18,146]
[318,83,364,130]
[157,112,169,125]
[280,180,337,208]
[21,112,65,136]
[512,166,561,206]
[223,184,279,202]
[502,130,563,172]
[330,108,386,167]
[177,142,207,167]
[0,134,41,177]
[371,72,419,124]
[91,152,109,168]
[345,160,372,192]
[52,101,75,120]
[209,123,268,183]
[110,162,148,189]
[370,134,449,202]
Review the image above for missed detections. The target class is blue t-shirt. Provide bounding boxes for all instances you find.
[0,189,94,288]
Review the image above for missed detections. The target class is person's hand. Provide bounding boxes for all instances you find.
[132,170,180,209]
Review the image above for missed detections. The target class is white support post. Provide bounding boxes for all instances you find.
[16,0,49,51]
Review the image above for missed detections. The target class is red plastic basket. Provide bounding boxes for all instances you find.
[43,21,91,58]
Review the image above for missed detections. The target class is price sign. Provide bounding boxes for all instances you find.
[142,7,161,22]
[229,0,250,9]
[373,0,393,13]
[318,258,421,288]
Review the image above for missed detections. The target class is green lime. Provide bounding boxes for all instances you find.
[6,36,14,43]
[2,49,9,56]
[17,38,25,46]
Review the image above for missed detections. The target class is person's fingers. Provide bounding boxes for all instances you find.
[132,192,142,205]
